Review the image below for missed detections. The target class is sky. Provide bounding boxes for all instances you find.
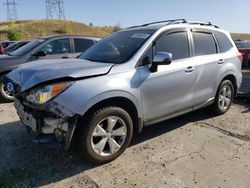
[0,0,249,33]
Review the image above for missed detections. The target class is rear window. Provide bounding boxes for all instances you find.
[192,32,217,56]
[74,38,94,53]
[214,32,233,53]
[235,41,250,49]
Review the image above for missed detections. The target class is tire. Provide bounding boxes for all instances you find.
[79,106,133,164]
[0,77,14,103]
[211,80,234,115]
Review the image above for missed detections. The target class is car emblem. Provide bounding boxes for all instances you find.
[6,82,14,92]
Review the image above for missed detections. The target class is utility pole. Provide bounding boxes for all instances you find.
[45,0,65,20]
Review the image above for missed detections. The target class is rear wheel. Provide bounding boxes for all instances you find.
[79,107,133,164]
[211,80,234,115]
[0,77,14,103]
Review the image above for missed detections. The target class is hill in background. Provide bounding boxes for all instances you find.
[0,20,249,41]
[0,20,114,40]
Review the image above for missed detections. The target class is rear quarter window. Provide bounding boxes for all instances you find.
[192,32,217,56]
[74,38,95,53]
[214,32,233,53]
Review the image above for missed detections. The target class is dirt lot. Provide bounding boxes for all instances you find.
[0,71,250,188]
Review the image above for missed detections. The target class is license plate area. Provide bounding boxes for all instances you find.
[14,100,37,132]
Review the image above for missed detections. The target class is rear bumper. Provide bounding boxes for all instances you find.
[14,99,78,149]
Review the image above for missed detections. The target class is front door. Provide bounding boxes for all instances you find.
[139,30,196,124]
[32,38,71,61]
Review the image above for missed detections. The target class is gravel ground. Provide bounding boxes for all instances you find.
[0,70,249,188]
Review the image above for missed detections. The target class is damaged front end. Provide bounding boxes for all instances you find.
[14,98,78,149]
[1,74,80,149]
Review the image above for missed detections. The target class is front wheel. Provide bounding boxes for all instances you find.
[211,80,234,115]
[0,78,15,103]
[80,107,133,164]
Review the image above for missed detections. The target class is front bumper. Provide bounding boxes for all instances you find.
[14,99,78,149]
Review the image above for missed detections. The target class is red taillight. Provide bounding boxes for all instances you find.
[237,51,243,63]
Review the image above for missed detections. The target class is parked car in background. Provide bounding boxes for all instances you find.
[5,20,242,164]
[0,41,15,55]
[234,40,250,67]
[4,41,30,55]
[0,41,15,49]
[0,44,4,54]
[0,35,100,102]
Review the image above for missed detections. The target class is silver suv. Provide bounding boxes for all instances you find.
[5,19,242,164]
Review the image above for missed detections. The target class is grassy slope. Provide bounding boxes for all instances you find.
[0,20,114,40]
[0,20,249,41]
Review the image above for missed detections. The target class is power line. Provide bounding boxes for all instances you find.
[45,0,65,20]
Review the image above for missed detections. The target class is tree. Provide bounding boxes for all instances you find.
[113,22,121,32]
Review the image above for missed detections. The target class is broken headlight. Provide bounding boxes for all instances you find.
[26,82,73,104]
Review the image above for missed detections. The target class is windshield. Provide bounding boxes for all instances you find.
[10,39,44,56]
[79,30,155,64]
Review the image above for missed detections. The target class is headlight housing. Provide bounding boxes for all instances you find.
[26,82,73,104]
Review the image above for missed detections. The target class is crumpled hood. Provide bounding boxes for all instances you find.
[7,58,114,92]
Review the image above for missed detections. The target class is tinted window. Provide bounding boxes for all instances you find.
[79,30,155,64]
[74,38,94,53]
[214,32,233,53]
[155,32,189,60]
[235,41,250,49]
[193,32,217,56]
[245,42,250,48]
[38,38,70,55]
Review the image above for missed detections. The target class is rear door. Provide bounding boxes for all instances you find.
[191,30,221,106]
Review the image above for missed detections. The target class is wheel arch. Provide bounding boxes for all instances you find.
[76,96,143,135]
[220,74,237,98]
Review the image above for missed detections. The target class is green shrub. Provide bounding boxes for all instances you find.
[7,29,21,40]
[58,23,73,34]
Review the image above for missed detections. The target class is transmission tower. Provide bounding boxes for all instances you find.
[45,0,65,20]
[4,0,18,21]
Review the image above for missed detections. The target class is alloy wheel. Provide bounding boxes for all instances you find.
[218,84,232,110]
[91,116,127,157]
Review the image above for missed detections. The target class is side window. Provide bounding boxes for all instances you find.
[155,32,189,60]
[38,38,70,55]
[74,38,94,53]
[214,32,233,53]
[192,32,217,56]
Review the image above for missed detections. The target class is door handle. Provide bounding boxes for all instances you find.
[185,66,195,73]
[218,59,224,64]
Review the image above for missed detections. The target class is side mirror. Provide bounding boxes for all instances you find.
[150,52,172,72]
[153,52,172,65]
[33,51,47,57]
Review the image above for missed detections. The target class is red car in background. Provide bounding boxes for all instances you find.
[0,44,4,54]
[235,40,250,67]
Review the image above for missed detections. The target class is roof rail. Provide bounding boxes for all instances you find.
[185,21,219,28]
[127,19,219,29]
[127,19,186,29]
